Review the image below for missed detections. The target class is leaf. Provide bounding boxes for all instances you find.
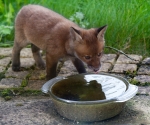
[0,25,13,35]
[4,3,14,25]
[0,0,4,13]
[75,12,84,20]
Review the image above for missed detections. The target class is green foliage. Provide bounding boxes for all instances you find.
[0,25,13,41]
[69,12,89,28]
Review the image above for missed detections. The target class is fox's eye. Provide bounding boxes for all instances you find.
[84,55,91,60]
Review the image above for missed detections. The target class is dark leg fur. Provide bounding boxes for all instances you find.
[12,42,23,71]
[31,44,45,69]
[72,58,86,73]
[46,53,58,80]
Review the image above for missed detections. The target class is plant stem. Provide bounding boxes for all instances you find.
[105,46,138,61]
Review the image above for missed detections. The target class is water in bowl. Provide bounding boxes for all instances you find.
[51,75,106,101]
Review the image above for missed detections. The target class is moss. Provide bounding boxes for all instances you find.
[39,73,46,80]
[1,89,12,97]
[142,82,150,86]
[0,87,45,101]
[10,88,43,96]
[129,79,140,85]
[22,89,43,96]
[4,96,12,101]
[124,70,137,78]
[21,79,28,87]
[16,103,24,106]
[20,72,32,87]
[56,61,64,74]
[0,89,13,101]
[129,79,150,86]
[0,72,5,80]
[0,55,5,59]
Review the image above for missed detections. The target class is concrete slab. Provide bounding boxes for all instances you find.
[26,80,46,90]
[0,78,22,88]
[62,60,77,71]
[58,72,78,77]
[133,75,150,84]
[59,60,78,75]
[101,54,117,64]
[138,86,150,95]
[0,96,149,125]
[99,63,112,72]
[5,67,29,79]
[0,48,12,56]
[142,57,150,65]
[29,70,46,80]
[111,64,137,73]
[116,54,142,64]
[0,57,11,66]
[20,57,35,69]
[137,65,150,75]
[20,48,33,58]
[0,66,5,73]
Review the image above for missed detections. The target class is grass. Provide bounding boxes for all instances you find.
[0,0,150,56]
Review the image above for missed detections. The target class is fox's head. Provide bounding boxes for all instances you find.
[70,25,107,72]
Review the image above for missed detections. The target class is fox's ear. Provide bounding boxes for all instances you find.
[97,25,107,40]
[70,27,82,41]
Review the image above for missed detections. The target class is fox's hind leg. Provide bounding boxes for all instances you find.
[12,38,27,71]
[31,44,45,69]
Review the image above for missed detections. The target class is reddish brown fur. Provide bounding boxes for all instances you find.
[12,5,107,80]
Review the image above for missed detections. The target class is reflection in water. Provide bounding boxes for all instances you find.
[52,75,106,101]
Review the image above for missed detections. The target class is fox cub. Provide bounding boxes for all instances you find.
[12,5,107,80]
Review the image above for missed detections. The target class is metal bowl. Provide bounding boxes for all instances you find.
[41,73,138,122]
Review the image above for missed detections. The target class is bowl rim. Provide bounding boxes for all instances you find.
[42,73,138,105]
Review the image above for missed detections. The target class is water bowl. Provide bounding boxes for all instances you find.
[41,73,138,122]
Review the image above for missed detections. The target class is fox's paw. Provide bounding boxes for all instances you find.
[37,63,46,70]
[12,65,20,71]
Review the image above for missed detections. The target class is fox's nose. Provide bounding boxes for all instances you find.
[93,68,100,72]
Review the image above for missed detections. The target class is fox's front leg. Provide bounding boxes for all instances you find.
[46,53,58,80]
[72,58,86,73]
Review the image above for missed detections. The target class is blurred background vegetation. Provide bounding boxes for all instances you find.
[0,0,150,56]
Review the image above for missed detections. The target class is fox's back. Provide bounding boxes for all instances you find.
[15,5,77,50]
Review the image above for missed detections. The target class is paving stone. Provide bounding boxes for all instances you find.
[58,60,78,77]
[99,63,112,72]
[142,57,150,65]
[20,48,33,58]
[137,65,150,75]
[0,95,150,125]
[58,72,78,77]
[25,80,46,90]
[133,75,150,84]
[29,70,46,80]
[0,66,5,73]
[20,57,35,69]
[0,57,11,66]
[111,64,137,73]
[5,67,29,79]
[138,86,150,95]
[0,78,22,88]
[59,60,77,73]
[116,54,142,64]
[20,48,44,58]
[0,48,12,56]
[101,54,117,64]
